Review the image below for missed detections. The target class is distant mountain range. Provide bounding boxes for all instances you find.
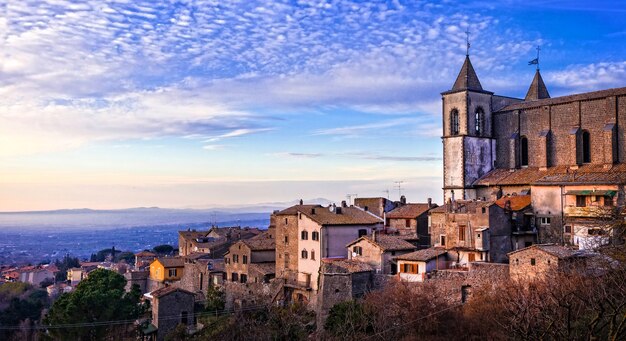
[0,198,333,231]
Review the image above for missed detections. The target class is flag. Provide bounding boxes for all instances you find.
[528,58,538,65]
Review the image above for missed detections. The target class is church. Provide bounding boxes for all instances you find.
[438,52,626,254]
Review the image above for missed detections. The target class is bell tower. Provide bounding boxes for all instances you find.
[441,54,495,201]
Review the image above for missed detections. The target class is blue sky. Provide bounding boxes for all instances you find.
[1,0,625,210]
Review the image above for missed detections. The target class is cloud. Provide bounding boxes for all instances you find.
[271,152,324,159]
[546,62,626,93]
[271,151,440,163]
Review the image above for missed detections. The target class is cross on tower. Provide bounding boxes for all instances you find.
[465,29,471,56]
[535,46,541,70]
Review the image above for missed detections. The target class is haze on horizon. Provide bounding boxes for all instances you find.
[1,0,625,211]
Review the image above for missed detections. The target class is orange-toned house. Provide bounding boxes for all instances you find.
[149,257,184,284]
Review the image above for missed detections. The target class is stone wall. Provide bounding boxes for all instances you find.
[223,279,283,310]
[274,213,299,280]
[153,291,195,341]
[508,248,560,282]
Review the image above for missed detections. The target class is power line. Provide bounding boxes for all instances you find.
[363,302,463,340]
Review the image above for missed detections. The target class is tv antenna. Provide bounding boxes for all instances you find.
[382,189,390,200]
[394,181,404,199]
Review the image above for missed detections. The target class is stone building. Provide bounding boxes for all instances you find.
[178,226,262,257]
[429,200,513,264]
[346,233,416,274]
[385,199,437,246]
[224,232,275,284]
[354,197,397,218]
[394,247,448,282]
[146,286,196,341]
[508,244,588,282]
[179,254,224,302]
[441,53,626,248]
[274,202,383,308]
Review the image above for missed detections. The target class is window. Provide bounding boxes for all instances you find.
[451,109,460,135]
[284,236,289,244]
[604,196,614,207]
[301,231,308,240]
[168,269,177,277]
[231,272,238,282]
[181,311,188,325]
[402,263,418,274]
[312,231,319,241]
[521,136,529,166]
[582,130,591,163]
[233,254,239,263]
[405,219,411,228]
[352,246,362,256]
[458,226,466,241]
[284,253,289,268]
[530,258,536,266]
[224,257,230,264]
[358,229,367,237]
[301,249,308,259]
[588,228,606,236]
[440,235,446,246]
[475,107,484,135]
[243,255,248,264]
[311,250,315,260]
[284,218,288,225]
[481,207,486,214]
[539,217,551,226]
[564,225,572,234]
[240,274,247,283]
[576,195,586,207]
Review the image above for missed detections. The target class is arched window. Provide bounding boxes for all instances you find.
[301,231,308,240]
[475,107,484,135]
[582,130,591,163]
[451,109,460,135]
[312,231,319,241]
[301,249,308,259]
[520,136,529,167]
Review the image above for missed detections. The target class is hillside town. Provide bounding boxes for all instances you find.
[3,52,626,340]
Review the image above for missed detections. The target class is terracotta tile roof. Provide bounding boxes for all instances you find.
[276,205,382,225]
[184,252,211,261]
[242,237,275,251]
[178,230,209,240]
[151,286,194,298]
[155,257,184,268]
[321,258,373,273]
[248,263,276,276]
[429,200,494,214]
[475,164,626,187]
[135,251,156,257]
[387,203,434,218]
[497,86,626,112]
[394,248,447,262]
[507,244,581,259]
[347,235,416,252]
[495,195,531,211]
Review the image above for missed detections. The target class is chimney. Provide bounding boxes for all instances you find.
[427,198,432,208]
[372,230,377,242]
[341,200,347,208]
[400,195,406,205]
[335,207,342,214]
[299,199,303,205]
[311,208,316,215]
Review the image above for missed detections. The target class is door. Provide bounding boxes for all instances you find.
[468,253,475,262]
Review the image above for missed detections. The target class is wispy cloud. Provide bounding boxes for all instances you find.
[271,151,440,163]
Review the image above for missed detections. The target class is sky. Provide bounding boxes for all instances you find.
[1,0,625,211]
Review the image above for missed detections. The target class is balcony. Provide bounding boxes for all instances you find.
[282,271,312,290]
[564,205,616,218]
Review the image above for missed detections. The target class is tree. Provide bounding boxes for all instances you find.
[205,285,225,313]
[44,269,147,340]
[324,300,369,340]
[153,244,174,255]
[54,254,80,282]
[0,283,49,341]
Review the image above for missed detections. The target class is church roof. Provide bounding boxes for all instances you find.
[474,164,626,187]
[497,86,626,112]
[451,55,483,92]
[524,69,550,101]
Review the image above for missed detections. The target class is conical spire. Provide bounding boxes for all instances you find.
[524,69,550,101]
[451,55,483,92]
